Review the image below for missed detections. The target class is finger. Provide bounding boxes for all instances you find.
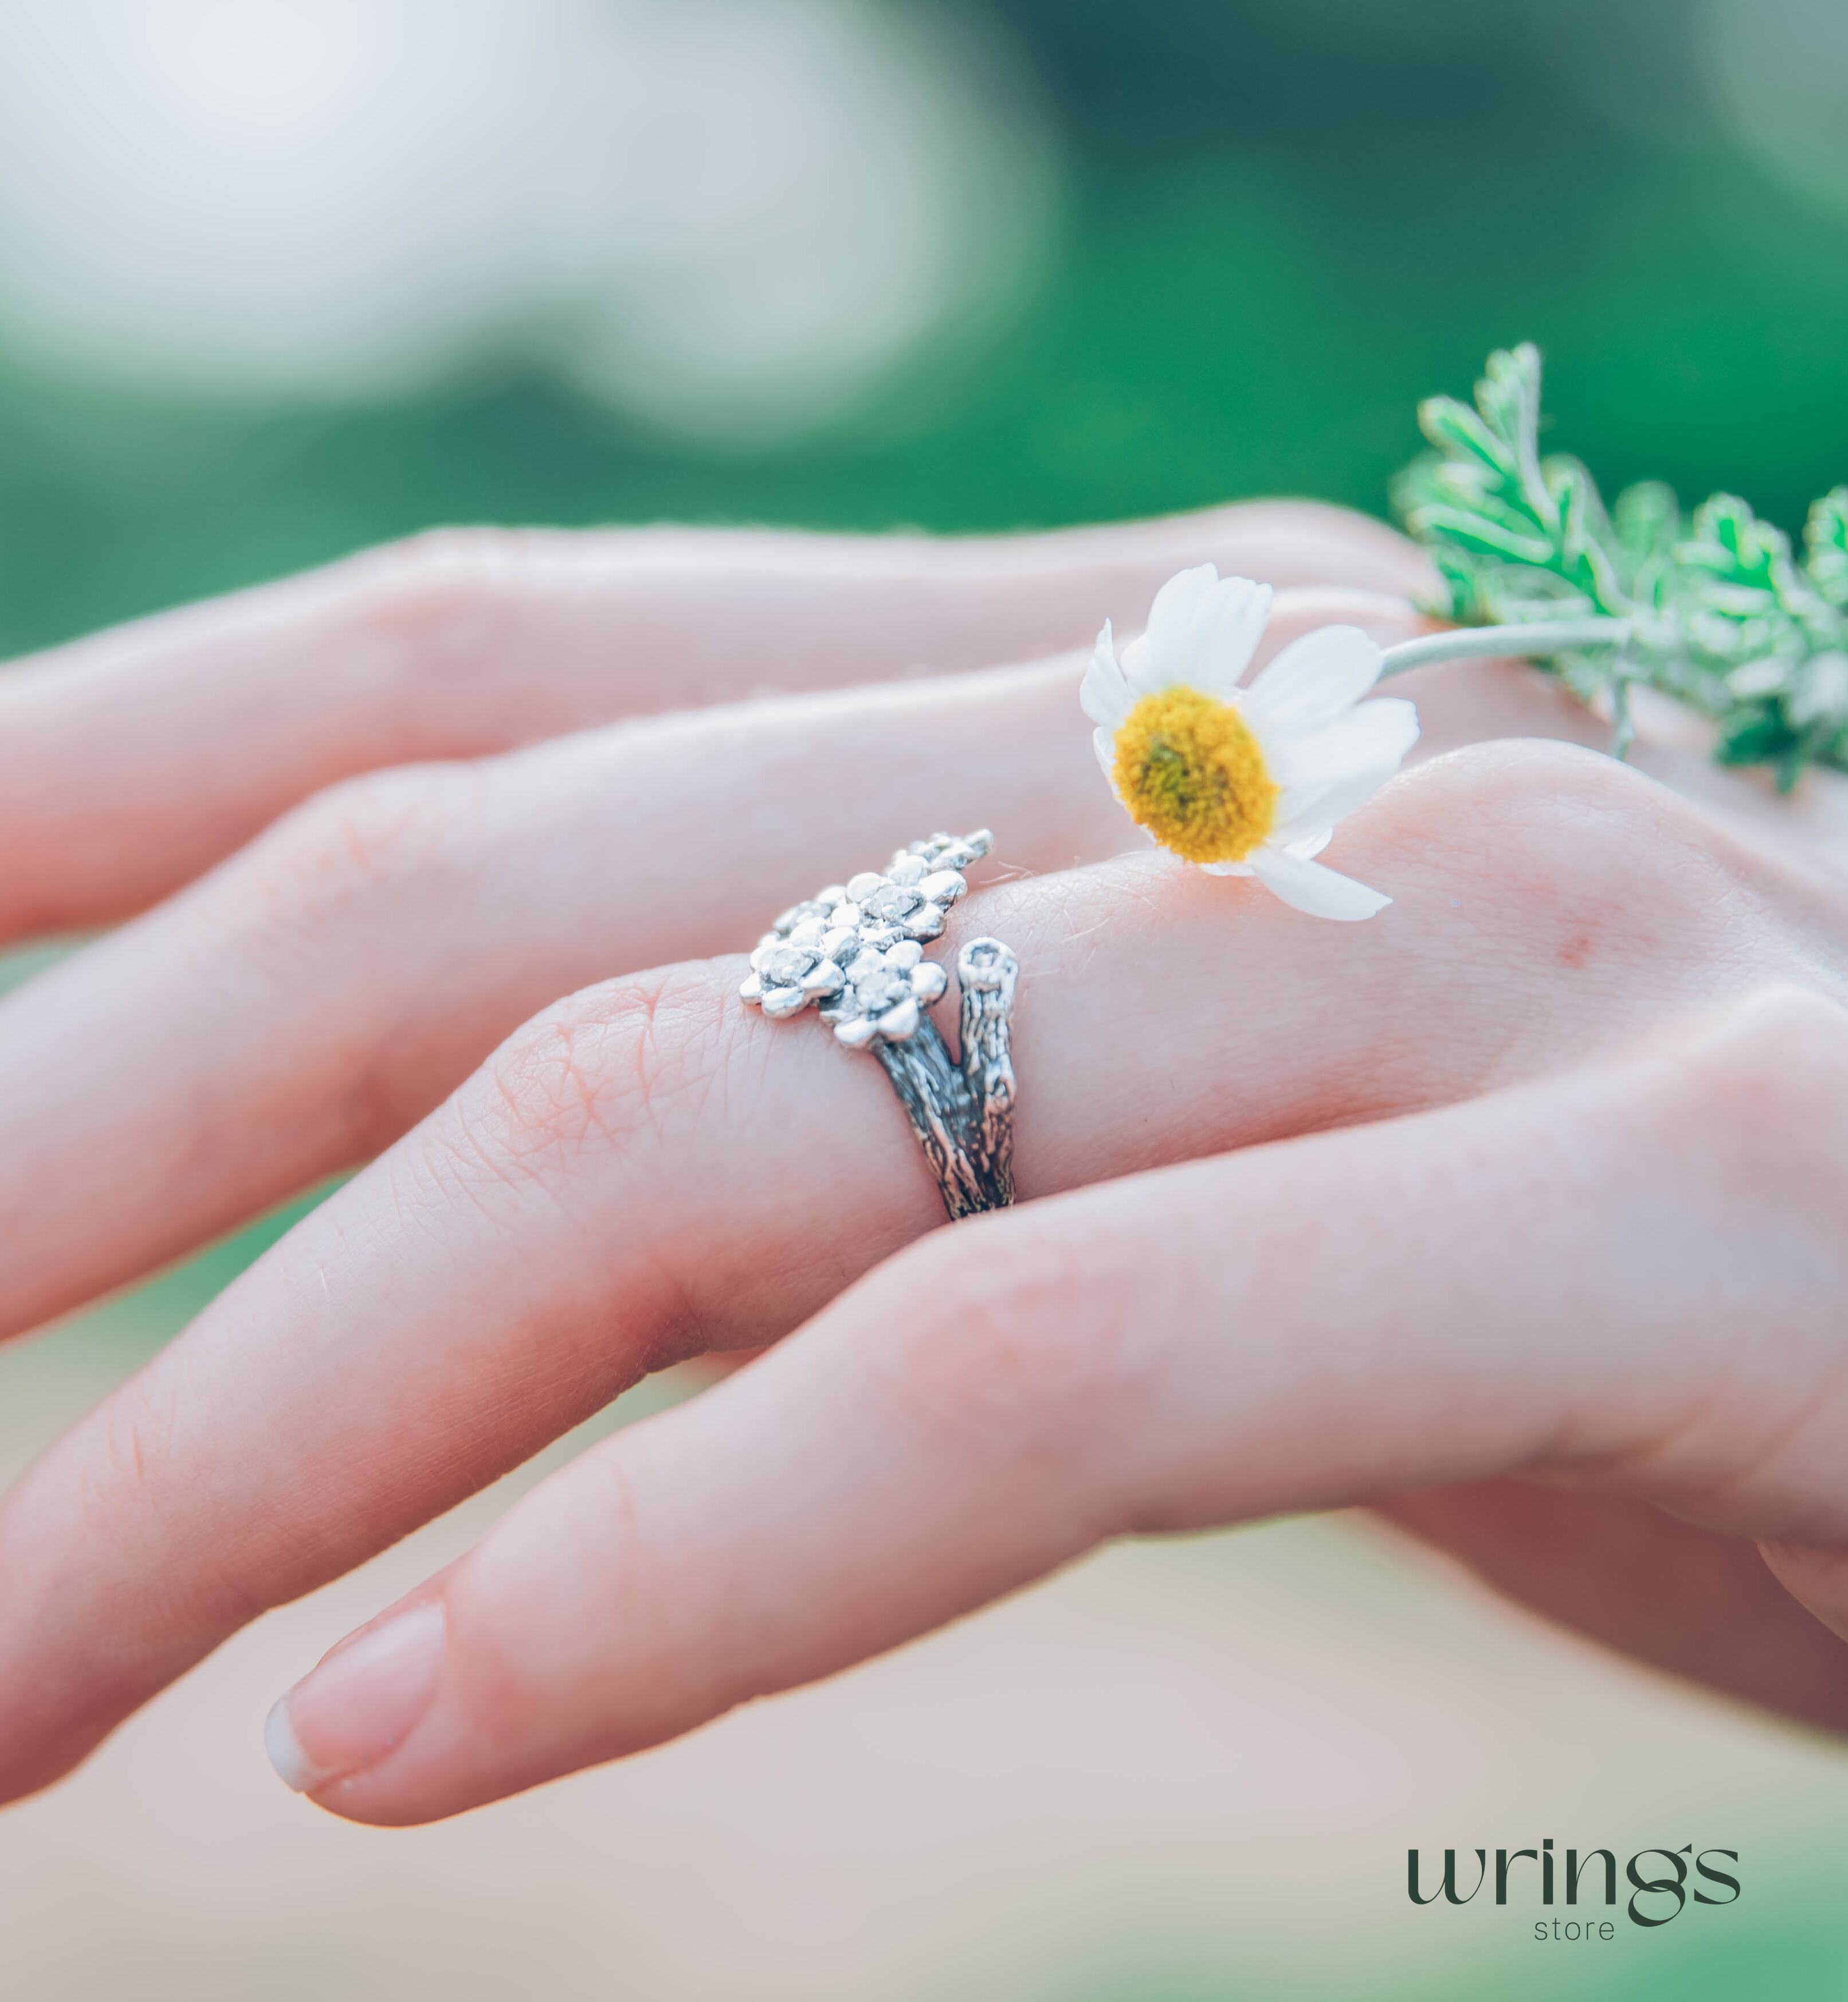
[0,740,1800,1799]
[0,504,1427,939]
[0,587,1423,1341]
[1399,664,1848,855]
[269,985,1848,1822]
[1375,1482,1848,1729]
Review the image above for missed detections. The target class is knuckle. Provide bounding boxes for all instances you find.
[210,762,496,1159]
[80,1377,266,1625]
[1217,497,1424,568]
[1401,739,1737,953]
[433,964,733,1197]
[866,1212,1151,1466]
[236,764,477,924]
[340,527,610,696]
[1415,736,1685,854]
[336,528,553,720]
[91,1387,163,1510]
[347,526,538,633]
[1662,986,1848,1175]
[453,1453,681,1748]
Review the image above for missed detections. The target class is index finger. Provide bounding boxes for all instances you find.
[0,504,1427,938]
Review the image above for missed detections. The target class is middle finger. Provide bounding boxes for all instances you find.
[0,589,1418,1341]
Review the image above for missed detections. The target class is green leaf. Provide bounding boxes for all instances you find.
[1475,565,1598,620]
[1425,544,1480,622]
[1404,504,1555,567]
[1714,703,1797,767]
[1390,345,1848,785]
[1613,481,1680,563]
[1545,457,1626,613]
[1611,482,1680,616]
[1417,396,1516,477]
[1680,493,1791,596]
[1787,651,1848,728]
[1806,488,1848,610]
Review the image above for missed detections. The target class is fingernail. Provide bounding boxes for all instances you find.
[265,1599,445,1794]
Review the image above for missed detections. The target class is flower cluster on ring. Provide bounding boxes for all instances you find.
[739,830,990,1048]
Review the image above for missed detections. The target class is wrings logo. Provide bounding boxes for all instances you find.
[1407,1841,1740,1940]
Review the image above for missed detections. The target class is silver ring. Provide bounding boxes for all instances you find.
[739,830,1018,1219]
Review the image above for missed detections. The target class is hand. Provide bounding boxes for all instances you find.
[5,504,1847,1820]
[0,504,1426,1337]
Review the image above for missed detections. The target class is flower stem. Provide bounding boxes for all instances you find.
[1378,618,1632,679]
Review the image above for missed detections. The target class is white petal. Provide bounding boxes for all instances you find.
[1240,625,1385,737]
[1268,696,1419,789]
[1269,699,1419,836]
[1093,726,1121,795]
[1203,831,1321,875]
[1274,766,1399,842]
[1247,845,1391,920]
[1186,575,1273,698]
[1140,564,1219,683]
[1080,621,1132,728]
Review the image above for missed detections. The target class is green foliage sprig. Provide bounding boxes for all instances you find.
[1392,344,1848,788]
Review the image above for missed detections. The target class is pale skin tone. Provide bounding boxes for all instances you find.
[5,504,1848,1826]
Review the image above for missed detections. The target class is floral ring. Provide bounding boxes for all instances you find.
[739,830,1017,1219]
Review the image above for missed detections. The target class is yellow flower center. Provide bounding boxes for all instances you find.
[1112,686,1278,864]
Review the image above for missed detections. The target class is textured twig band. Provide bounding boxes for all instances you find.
[873,937,1017,1219]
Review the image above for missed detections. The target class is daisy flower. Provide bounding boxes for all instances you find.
[1082,565,1419,920]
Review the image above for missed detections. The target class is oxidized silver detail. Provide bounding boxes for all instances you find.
[739,829,1017,1218]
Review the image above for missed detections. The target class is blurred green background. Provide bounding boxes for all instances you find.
[2,2,1847,1996]
[3,0,1847,659]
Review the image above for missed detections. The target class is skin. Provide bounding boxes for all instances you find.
[4,503,1848,1825]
